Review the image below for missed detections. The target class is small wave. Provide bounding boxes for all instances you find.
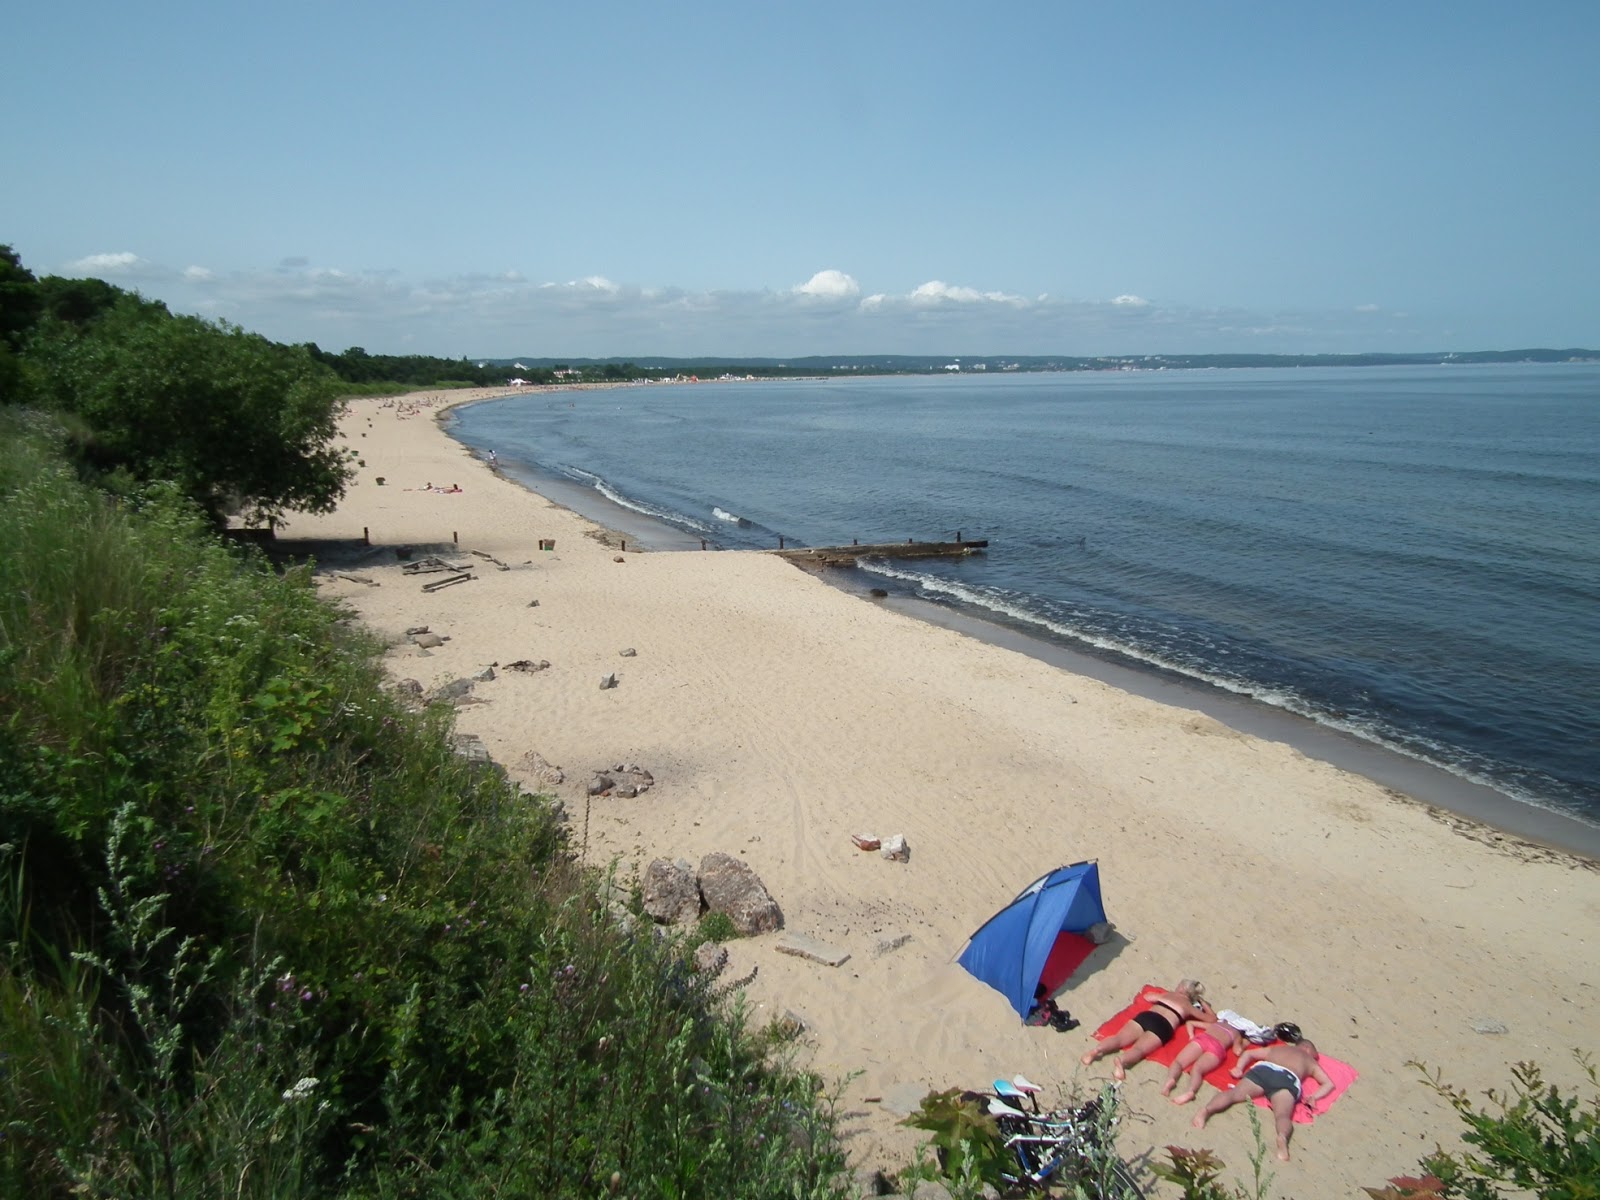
[560,466,714,533]
[712,507,754,527]
[856,560,1600,828]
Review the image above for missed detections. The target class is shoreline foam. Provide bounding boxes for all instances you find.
[280,390,1600,1194]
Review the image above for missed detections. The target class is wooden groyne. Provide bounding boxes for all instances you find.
[773,537,988,568]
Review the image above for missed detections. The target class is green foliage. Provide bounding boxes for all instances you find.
[0,244,42,349]
[0,421,850,1199]
[696,909,739,945]
[900,1087,1012,1187]
[25,297,350,524]
[1398,1055,1599,1200]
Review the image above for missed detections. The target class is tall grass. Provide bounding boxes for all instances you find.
[0,411,849,1199]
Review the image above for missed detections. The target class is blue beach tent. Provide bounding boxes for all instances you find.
[957,861,1107,1019]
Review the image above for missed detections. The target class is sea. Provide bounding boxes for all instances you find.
[445,364,1600,850]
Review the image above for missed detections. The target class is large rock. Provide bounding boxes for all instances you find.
[642,857,703,924]
[698,852,783,935]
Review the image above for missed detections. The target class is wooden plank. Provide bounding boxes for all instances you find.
[421,572,473,592]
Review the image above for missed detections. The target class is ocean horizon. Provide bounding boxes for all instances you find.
[446,363,1600,849]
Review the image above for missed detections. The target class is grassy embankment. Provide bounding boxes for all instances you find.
[0,411,850,1199]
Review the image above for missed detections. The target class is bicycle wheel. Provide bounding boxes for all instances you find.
[1102,1159,1146,1200]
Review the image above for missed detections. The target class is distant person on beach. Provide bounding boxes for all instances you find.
[1081,980,1211,1080]
[1191,1032,1334,1161]
[1161,1013,1244,1104]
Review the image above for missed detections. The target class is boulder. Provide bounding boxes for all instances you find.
[698,852,783,935]
[879,834,909,862]
[642,857,703,924]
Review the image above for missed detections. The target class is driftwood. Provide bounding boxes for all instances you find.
[421,572,474,592]
[403,556,467,575]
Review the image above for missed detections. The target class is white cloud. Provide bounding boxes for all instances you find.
[794,269,860,299]
[46,252,1442,358]
[1354,303,1379,313]
[67,251,143,273]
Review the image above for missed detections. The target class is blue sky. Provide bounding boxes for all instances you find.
[7,1,1597,358]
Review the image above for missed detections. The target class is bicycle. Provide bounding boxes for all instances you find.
[980,1076,1147,1198]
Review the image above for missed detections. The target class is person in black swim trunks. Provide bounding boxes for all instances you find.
[1191,1032,1334,1162]
[1081,979,1211,1080]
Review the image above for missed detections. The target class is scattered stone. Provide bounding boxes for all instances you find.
[590,764,654,798]
[607,902,637,937]
[642,857,703,924]
[775,1008,808,1038]
[699,852,783,935]
[519,750,565,786]
[587,774,614,797]
[869,588,888,598]
[613,555,625,563]
[527,598,540,607]
[411,632,445,649]
[1085,920,1115,945]
[429,677,475,702]
[775,933,850,967]
[851,833,881,851]
[452,734,490,764]
[506,659,551,673]
[393,678,423,697]
[599,672,618,690]
[879,834,910,862]
[618,647,637,657]
[693,941,729,976]
[872,931,912,957]
[471,666,496,682]
[405,625,430,636]
[1470,1018,1509,1035]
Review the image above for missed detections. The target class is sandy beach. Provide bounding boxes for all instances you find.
[281,390,1600,1196]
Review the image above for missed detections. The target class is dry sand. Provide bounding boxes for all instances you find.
[281,389,1600,1196]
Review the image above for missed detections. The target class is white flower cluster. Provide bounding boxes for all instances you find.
[281,1076,320,1102]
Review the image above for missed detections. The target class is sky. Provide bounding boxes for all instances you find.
[6,1,1598,359]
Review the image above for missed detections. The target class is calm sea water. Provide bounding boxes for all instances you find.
[448,365,1600,828]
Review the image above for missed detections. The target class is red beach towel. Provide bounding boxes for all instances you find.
[1092,985,1358,1114]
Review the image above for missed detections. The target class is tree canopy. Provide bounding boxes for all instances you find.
[2,244,350,525]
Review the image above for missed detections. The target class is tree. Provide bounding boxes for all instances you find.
[29,299,351,524]
[0,244,42,350]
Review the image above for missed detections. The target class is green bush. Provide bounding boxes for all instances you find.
[0,414,849,1199]
[1364,1055,1599,1200]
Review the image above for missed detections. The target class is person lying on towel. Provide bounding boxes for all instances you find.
[1191,1029,1334,1162]
[1161,1013,1244,1105]
[1081,979,1211,1080]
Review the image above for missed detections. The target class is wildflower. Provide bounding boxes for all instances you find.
[300,989,313,1002]
[281,1076,319,1102]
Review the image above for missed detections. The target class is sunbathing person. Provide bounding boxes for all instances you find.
[1161,1014,1244,1104]
[1191,1032,1334,1161]
[1080,979,1211,1080]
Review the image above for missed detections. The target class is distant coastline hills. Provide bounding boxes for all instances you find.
[481,349,1598,377]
